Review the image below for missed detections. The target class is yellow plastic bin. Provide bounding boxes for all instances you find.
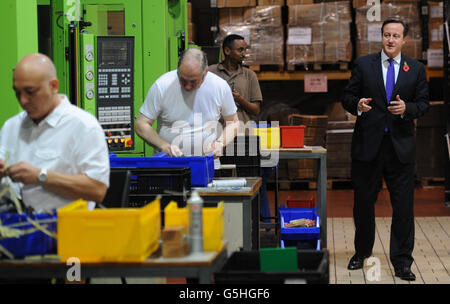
[164,201,224,251]
[57,198,161,262]
[252,127,280,149]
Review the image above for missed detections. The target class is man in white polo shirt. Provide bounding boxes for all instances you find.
[136,48,239,158]
[0,53,109,211]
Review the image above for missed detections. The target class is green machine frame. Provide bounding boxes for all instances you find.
[1,0,190,157]
[52,0,189,156]
[0,0,39,128]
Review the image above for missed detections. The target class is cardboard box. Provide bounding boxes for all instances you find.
[288,2,352,26]
[219,7,245,26]
[287,22,350,45]
[324,41,352,62]
[188,22,196,43]
[287,0,314,4]
[219,24,284,45]
[217,0,257,8]
[286,42,325,63]
[243,5,282,26]
[258,0,284,4]
[428,1,444,21]
[244,42,284,65]
[220,6,282,26]
[355,3,420,24]
[428,20,443,49]
[187,2,193,22]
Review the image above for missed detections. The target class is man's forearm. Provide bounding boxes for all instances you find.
[45,171,107,203]
[236,97,260,116]
[136,118,170,151]
[218,119,239,146]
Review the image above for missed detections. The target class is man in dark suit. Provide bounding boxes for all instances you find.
[342,18,429,281]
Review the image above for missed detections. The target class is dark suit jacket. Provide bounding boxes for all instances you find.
[342,52,429,164]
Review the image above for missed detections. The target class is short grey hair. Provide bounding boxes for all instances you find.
[177,48,208,76]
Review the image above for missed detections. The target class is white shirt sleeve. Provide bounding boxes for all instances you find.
[140,81,162,121]
[73,124,110,187]
[221,84,237,117]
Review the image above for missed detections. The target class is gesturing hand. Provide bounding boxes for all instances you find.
[357,98,372,112]
[387,95,406,115]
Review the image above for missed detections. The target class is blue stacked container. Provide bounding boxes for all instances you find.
[279,207,321,250]
[109,153,214,187]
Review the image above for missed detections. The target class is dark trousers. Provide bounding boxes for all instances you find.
[351,134,415,269]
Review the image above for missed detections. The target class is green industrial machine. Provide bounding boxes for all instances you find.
[1,0,190,157]
[0,0,39,128]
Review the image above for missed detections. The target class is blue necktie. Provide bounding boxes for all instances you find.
[385,59,395,133]
[386,58,395,104]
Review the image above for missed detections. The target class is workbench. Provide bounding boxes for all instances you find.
[194,177,262,253]
[0,245,228,284]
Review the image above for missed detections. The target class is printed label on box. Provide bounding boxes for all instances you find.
[368,24,382,42]
[304,74,328,93]
[431,25,444,42]
[427,49,443,68]
[430,5,443,19]
[287,27,312,45]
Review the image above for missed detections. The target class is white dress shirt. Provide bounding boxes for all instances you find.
[0,95,110,211]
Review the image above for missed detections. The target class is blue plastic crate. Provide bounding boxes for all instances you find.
[109,153,214,187]
[279,207,320,241]
[280,239,321,251]
[0,210,57,258]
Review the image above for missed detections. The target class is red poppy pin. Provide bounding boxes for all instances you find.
[403,61,410,72]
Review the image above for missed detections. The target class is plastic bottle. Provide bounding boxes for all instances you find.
[187,190,203,254]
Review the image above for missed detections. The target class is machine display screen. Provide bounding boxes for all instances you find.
[99,41,129,67]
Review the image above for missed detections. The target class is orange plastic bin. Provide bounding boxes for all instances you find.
[280,125,306,148]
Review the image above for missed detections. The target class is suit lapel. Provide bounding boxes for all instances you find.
[372,53,386,105]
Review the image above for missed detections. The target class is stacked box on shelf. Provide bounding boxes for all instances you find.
[416,101,447,179]
[218,5,284,66]
[427,1,444,68]
[187,2,196,43]
[326,122,355,179]
[286,1,352,66]
[217,0,257,7]
[355,2,422,59]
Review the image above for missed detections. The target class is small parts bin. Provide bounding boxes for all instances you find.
[286,196,316,208]
[164,201,224,251]
[279,207,321,250]
[252,127,280,149]
[57,198,161,262]
[280,125,306,148]
[109,153,214,187]
[0,210,57,258]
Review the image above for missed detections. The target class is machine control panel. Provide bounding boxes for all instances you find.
[96,36,135,151]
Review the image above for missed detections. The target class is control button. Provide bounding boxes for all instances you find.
[86,90,94,100]
[85,71,94,81]
[85,51,94,62]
